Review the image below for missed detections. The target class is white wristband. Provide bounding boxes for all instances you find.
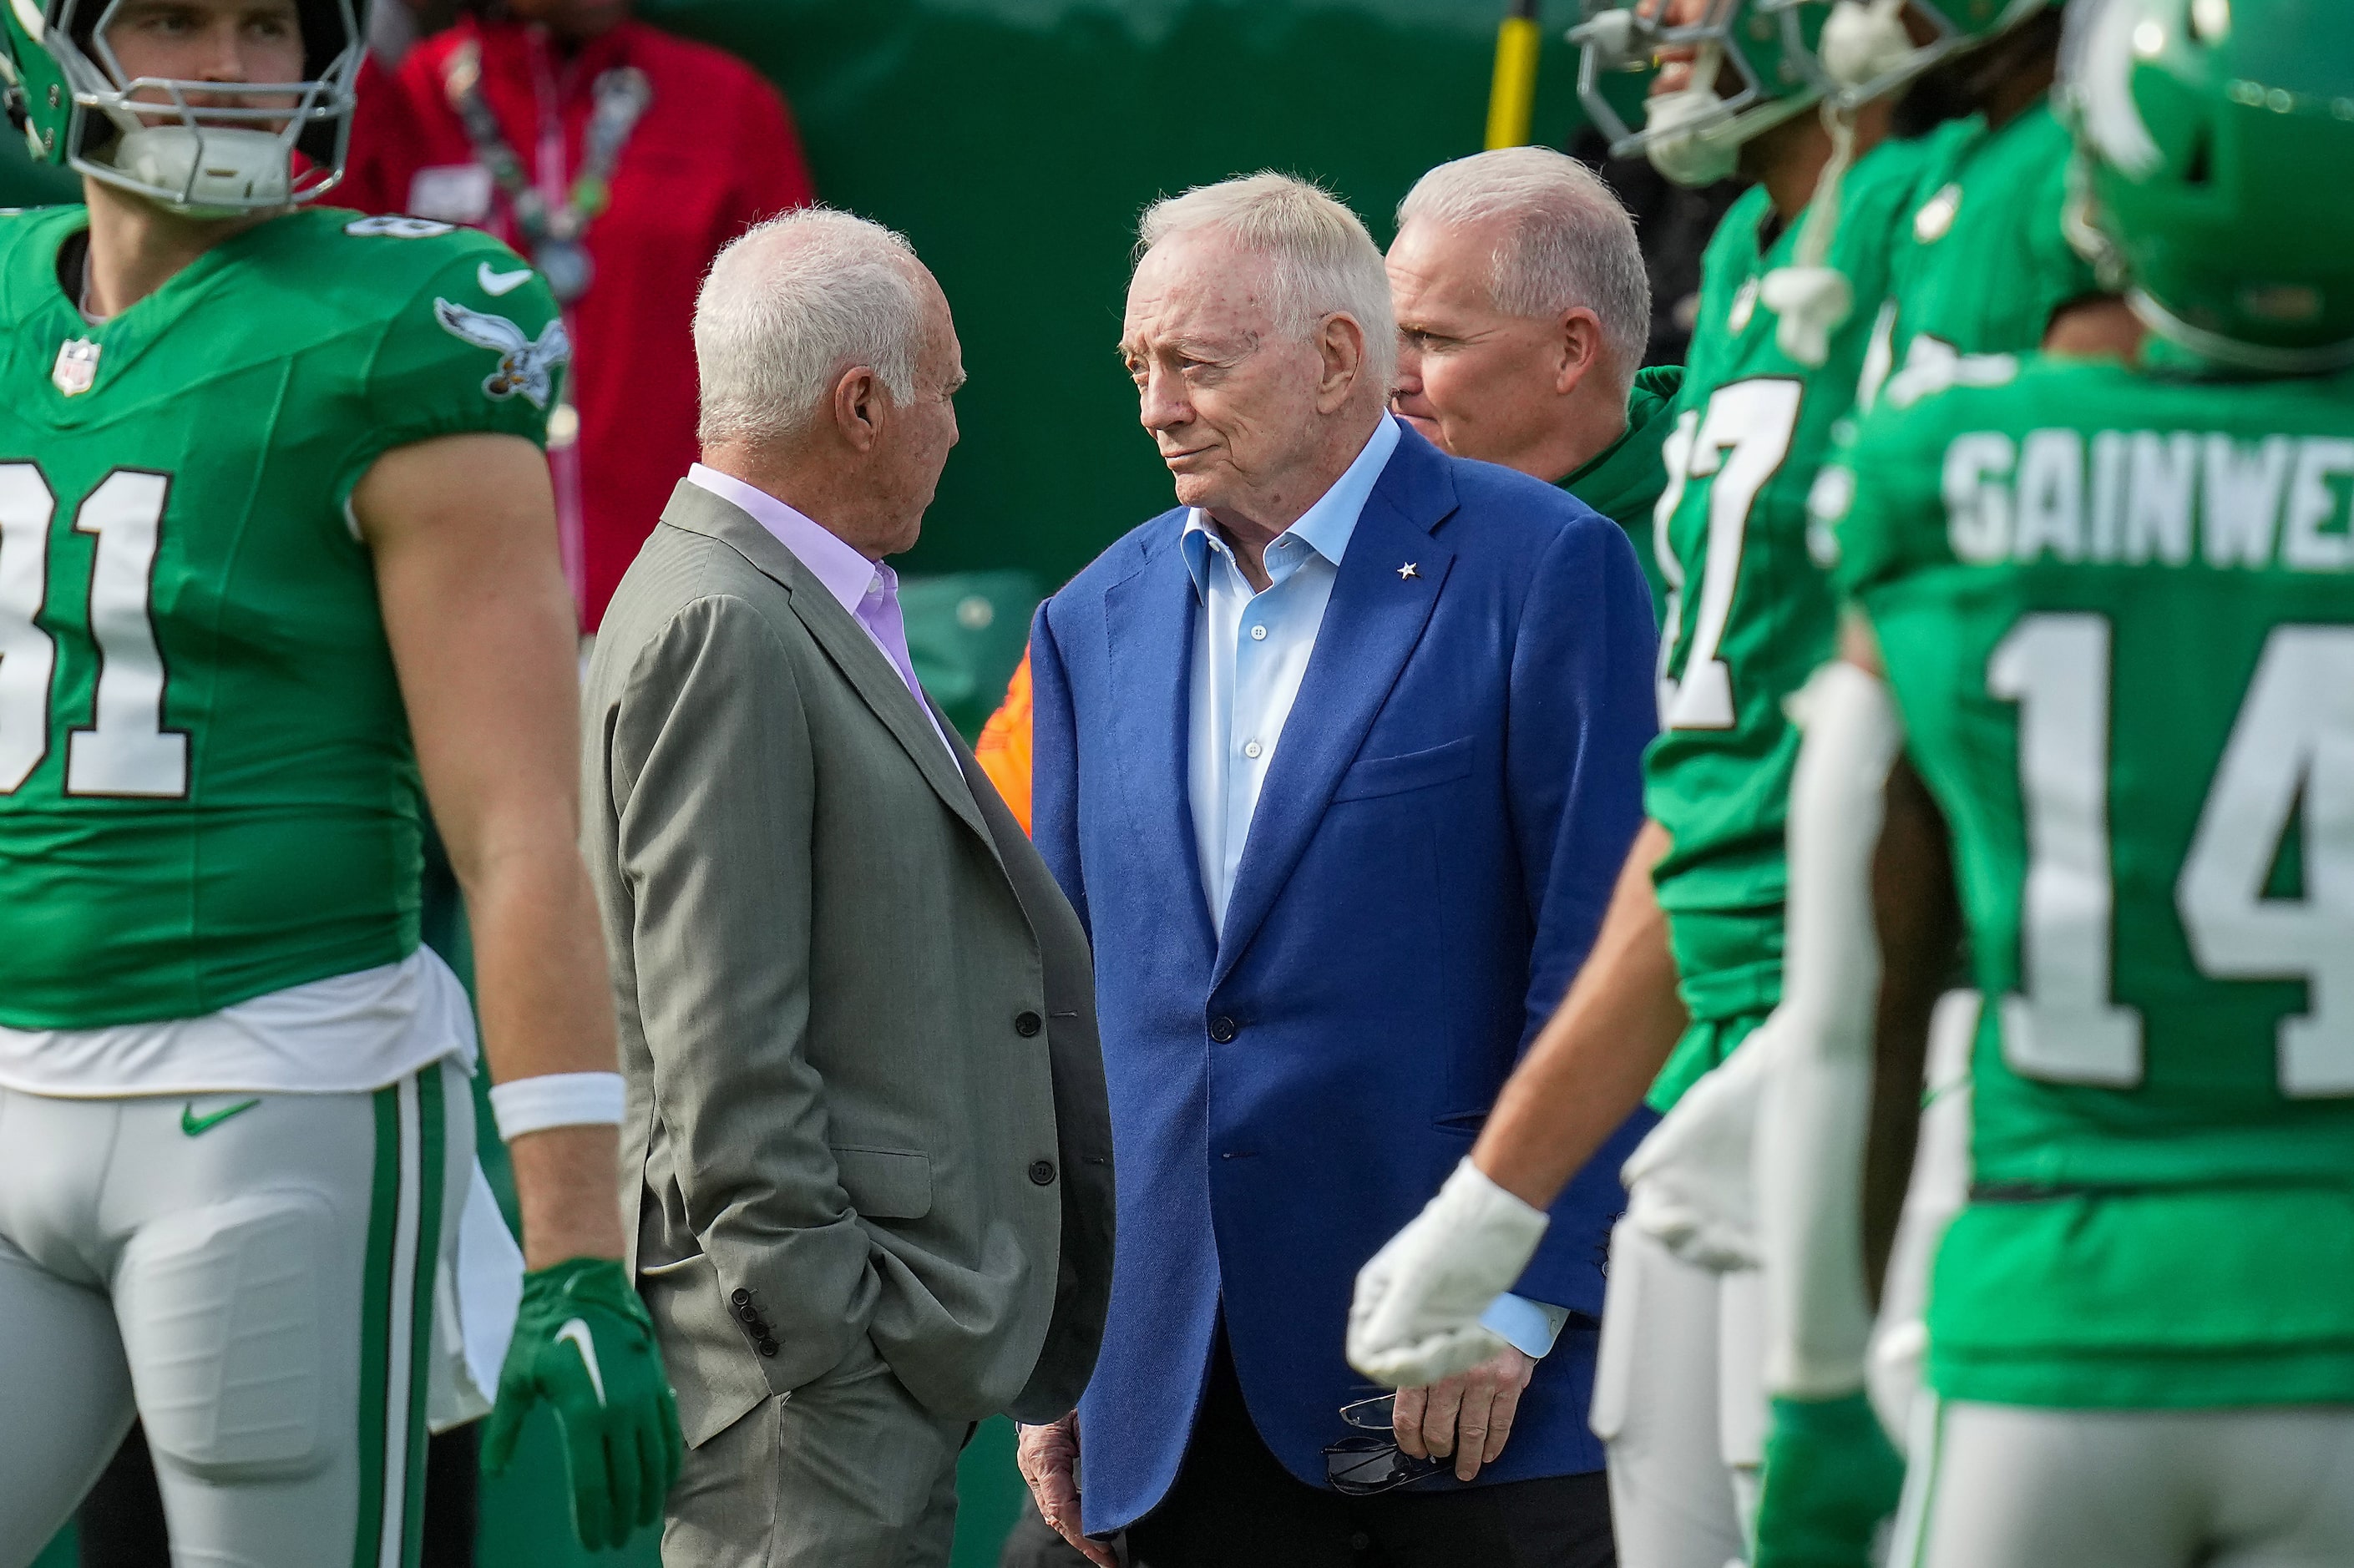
[489,1072,626,1140]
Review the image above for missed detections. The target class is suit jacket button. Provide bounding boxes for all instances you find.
[731,1288,751,1307]
[1015,1010,1044,1037]
[1029,1160,1057,1186]
[1208,1016,1237,1044]
[757,1338,778,1358]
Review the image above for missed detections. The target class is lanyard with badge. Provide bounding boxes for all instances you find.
[439,33,650,619]
[438,37,651,304]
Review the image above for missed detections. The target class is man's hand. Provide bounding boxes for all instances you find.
[482,1257,684,1552]
[1015,1414,1116,1568]
[1348,1158,1548,1388]
[1392,1345,1536,1482]
[1753,1392,1906,1568]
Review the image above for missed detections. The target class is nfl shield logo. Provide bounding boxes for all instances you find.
[52,337,100,397]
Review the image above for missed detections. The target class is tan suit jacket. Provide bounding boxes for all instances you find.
[581,480,1114,1452]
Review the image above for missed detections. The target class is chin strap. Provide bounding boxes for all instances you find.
[1759,102,1860,368]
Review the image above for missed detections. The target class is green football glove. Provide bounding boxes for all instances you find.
[481,1257,685,1552]
[1752,1391,1906,1568]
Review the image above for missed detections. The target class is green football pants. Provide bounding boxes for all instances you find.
[0,1058,469,1568]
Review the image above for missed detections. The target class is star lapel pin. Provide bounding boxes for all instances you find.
[1396,562,1419,581]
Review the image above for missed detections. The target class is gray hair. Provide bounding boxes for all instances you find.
[693,207,927,446]
[1397,147,1650,396]
[1137,171,1399,392]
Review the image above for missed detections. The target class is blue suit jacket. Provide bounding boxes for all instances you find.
[1030,422,1659,1531]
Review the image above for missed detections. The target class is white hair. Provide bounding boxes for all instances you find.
[1397,147,1651,396]
[694,207,929,446]
[1137,171,1398,392]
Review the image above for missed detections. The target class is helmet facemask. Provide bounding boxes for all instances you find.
[1572,0,1825,188]
[1781,0,2058,111]
[22,0,363,216]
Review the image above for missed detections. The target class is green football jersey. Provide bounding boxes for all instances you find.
[1830,354,2354,1410]
[0,206,563,1030]
[1862,102,2100,397]
[1643,133,1935,1106]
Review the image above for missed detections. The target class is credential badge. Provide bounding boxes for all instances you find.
[52,336,99,397]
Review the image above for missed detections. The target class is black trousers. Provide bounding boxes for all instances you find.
[1121,1330,1615,1568]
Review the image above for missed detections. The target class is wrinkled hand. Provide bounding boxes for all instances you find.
[1016,1414,1116,1568]
[1348,1159,1549,1389]
[1753,1392,1906,1568]
[481,1257,684,1552]
[1393,1344,1536,1482]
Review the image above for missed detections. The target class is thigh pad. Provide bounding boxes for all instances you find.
[117,1189,334,1483]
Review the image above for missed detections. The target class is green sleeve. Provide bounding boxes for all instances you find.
[1826,397,1955,604]
[343,243,567,493]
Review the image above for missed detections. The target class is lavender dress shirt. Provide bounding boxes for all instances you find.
[685,463,956,763]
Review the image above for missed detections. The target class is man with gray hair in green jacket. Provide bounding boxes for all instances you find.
[1389,145,1679,621]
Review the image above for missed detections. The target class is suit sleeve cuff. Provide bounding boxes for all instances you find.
[1481,1292,1572,1359]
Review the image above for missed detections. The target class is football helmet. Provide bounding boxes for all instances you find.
[0,0,364,215]
[1571,0,1828,187]
[1778,0,2062,110]
[2062,0,2354,371]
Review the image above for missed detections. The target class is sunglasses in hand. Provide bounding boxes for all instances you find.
[1322,1393,1445,1497]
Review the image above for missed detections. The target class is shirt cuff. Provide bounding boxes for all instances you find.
[1480,1292,1572,1359]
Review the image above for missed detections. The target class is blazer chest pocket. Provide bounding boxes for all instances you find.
[833,1146,933,1220]
[1331,736,1475,802]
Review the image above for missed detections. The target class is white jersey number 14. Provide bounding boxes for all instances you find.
[1994,614,2354,1096]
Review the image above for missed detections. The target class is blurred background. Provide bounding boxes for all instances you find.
[13,3,1662,1560]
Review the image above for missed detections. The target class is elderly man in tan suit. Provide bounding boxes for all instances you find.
[580,207,1114,1568]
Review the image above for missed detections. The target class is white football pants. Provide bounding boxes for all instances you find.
[0,1060,470,1568]
[1592,1219,1765,1568]
[1892,1398,2354,1567]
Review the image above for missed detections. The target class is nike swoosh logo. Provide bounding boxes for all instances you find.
[478,263,534,296]
[180,1098,261,1136]
[555,1318,607,1407]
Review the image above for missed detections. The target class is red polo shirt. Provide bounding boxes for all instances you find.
[344,18,815,628]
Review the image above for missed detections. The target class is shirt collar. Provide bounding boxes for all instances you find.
[1182,415,1402,600]
[687,463,883,619]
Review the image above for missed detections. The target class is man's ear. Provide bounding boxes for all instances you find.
[1554,307,1606,397]
[831,366,887,453]
[1314,312,1369,413]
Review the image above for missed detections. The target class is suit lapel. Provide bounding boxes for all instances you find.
[1103,535,1220,968]
[1211,435,1460,989]
[655,481,991,845]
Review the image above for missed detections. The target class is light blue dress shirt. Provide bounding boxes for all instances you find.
[1179,416,1567,1363]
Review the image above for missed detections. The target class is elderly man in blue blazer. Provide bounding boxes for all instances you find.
[1014,171,1658,1568]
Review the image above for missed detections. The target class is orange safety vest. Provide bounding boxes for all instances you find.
[974,648,1035,835]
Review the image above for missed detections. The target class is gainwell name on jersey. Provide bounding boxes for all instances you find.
[1940,423,2354,574]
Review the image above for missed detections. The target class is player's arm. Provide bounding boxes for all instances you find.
[1475,818,1687,1206]
[1853,622,1964,1292]
[352,431,680,1550]
[354,432,620,1264]
[1748,616,1958,1566]
[1348,822,1686,1388]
